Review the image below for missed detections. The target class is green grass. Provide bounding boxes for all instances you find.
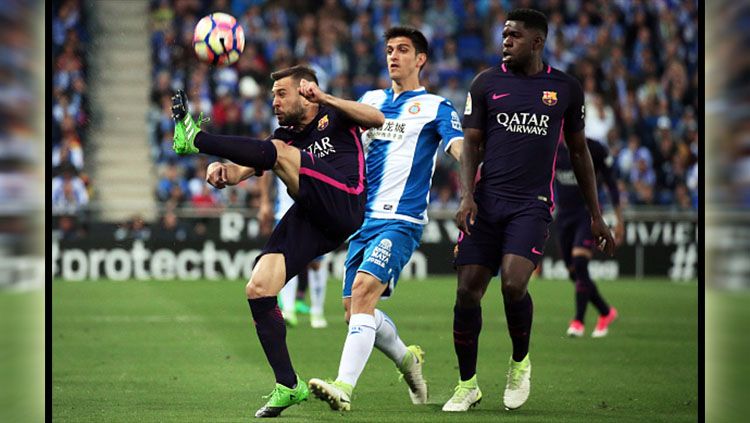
[53,277,697,422]
[707,289,750,423]
[1,289,44,423]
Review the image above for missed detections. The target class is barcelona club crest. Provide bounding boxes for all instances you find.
[542,91,558,106]
[408,102,421,114]
[317,114,329,130]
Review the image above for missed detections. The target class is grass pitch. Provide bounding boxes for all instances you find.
[53,277,697,422]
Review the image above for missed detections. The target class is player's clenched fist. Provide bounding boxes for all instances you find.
[299,79,325,103]
[206,161,228,189]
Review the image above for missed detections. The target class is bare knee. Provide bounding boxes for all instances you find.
[245,274,278,299]
[350,274,385,314]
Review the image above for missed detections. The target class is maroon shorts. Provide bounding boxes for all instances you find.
[258,151,365,282]
[454,195,552,275]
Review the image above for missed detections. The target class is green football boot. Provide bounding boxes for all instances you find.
[254,375,309,418]
[171,89,205,155]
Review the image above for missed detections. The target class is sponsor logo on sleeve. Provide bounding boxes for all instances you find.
[464,92,472,115]
[450,111,462,131]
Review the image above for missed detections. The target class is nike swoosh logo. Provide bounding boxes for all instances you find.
[531,247,543,255]
[492,93,510,100]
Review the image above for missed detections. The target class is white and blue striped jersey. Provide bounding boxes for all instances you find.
[359,87,463,224]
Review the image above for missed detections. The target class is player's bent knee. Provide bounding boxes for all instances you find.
[245,282,267,299]
[351,275,384,299]
[246,276,277,299]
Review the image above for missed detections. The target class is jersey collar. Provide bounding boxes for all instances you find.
[500,62,552,77]
[388,86,426,102]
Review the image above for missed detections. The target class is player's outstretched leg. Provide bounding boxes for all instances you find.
[373,309,427,404]
[171,90,279,172]
[254,375,310,418]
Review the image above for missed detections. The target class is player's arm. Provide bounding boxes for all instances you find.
[437,100,465,162]
[565,130,615,255]
[446,138,464,161]
[455,128,485,234]
[298,79,385,129]
[454,76,487,234]
[206,161,256,189]
[595,142,624,245]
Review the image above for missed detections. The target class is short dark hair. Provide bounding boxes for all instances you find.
[383,26,429,56]
[270,65,318,85]
[507,8,548,38]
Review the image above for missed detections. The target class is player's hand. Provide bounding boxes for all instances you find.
[206,162,228,189]
[591,216,615,256]
[455,196,478,236]
[614,220,625,247]
[298,79,326,104]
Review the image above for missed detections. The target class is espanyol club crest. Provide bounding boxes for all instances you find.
[408,102,421,114]
[317,114,329,130]
[542,91,558,106]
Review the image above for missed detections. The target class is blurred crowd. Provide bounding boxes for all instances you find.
[51,0,91,237]
[148,0,699,214]
[708,1,750,207]
[0,0,41,261]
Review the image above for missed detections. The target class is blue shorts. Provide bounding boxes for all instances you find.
[453,195,552,275]
[342,218,424,298]
[258,151,365,282]
[555,210,595,267]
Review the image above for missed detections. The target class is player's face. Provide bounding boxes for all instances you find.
[385,37,425,81]
[271,77,306,126]
[502,21,541,68]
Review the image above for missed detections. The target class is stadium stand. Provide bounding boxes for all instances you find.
[52,0,91,236]
[142,0,697,214]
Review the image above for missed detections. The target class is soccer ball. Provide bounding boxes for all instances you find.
[193,12,245,66]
